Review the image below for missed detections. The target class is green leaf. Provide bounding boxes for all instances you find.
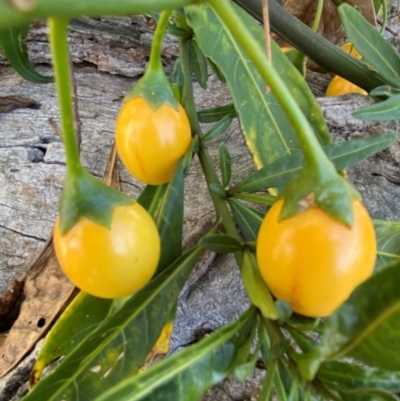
[32,293,113,384]
[317,360,400,392]
[167,25,191,38]
[125,68,178,110]
[231,192,276,206]
[227,198,263,241]
[187,3,331,168]
[189,38,208,89]
[93,308,257,401]
[231,133,396,193]
[374,220,400,271]
[335,387,398,401]
[197,103,236,123]
[219,143,232,187]
[240,251,279,320]
[353,94,400,121]
[320,262,400,371]
[137,184,168,214]
[207,56,226,83]
[339,4,400,89]
[60,168,133,235]
[201,114,233,141]
[152,160,185,273]
[23,246,203,401]
[171,58,185,102]
[0,25,53,83]
[369,85,400,97]
[209,182,226,197]
[199,234,242,254]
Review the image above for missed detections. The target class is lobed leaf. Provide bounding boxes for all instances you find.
[374,220,400,271]
[353,94,400,121]
[0,25,53,83]
[93,308,257,401]
[22,246,203,401]
[320,262,400,371]
[230,133,396,193]
[339,4,400,89]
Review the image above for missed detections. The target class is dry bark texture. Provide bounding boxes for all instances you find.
[0,7,399,401]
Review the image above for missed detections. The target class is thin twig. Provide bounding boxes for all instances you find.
[262,0,271,94]
[48,117,62,140]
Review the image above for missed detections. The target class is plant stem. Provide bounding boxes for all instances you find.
[379,0,388,35]
[0,0,205,30]
[149,10,172,71]
[48,17,81,176]
[274,367,288,401]
[258,354,277,400]
[178,37,242,245]
[207,0,334,174]
[311,0,324,32]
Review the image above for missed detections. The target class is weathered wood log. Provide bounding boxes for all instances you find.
[0,10,399,400]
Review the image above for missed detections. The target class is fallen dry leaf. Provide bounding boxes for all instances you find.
[0,143,121,377]
[0,279,24,316]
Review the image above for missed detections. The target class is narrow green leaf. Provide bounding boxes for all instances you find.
[22,246,203,401]
[335,387,398,401]
[197,103,236,123]
[93,308,257,401]
[369,85,400,97]
[374,220,400,271]
[137,184,168,214]
[353,94,400,121]
[199,234,242,254]
[32,293,112,381]
[0,25,53,83]
[231,133,396,193]
[201,114,233,141]
[189,38,208,89]
[339,4,400,88]
[171,58,185,102]
[317,360,400,392]
[219,143,232,187]
[152,160,185,273]
[227,198,263,241]
[320,262,400,371]
[231,192,276,206]
[187,3,331,168]
[207,56,226,83]
[241,251,278,320]
[209,182,226,197]
[167,25,191,38]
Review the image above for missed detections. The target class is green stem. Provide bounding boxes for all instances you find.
[274,367,288,401]
[258,355,277,400]
[311,0,324,32]
[0,0,205,30]
[379,0,388,35]
[48,17,81,176]
[207,0,333,174]
[178,36,242,253]
[149,10,172,71]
